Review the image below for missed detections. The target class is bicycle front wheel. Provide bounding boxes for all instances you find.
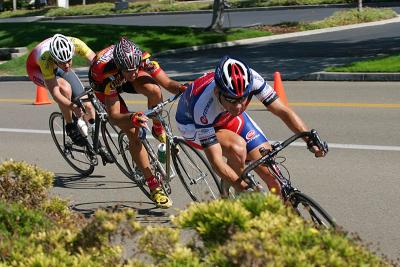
[288,191,336,229]
[172,138,221,202]
[49,112,95,176]
[101,121,132,178]
[118,132,153,201]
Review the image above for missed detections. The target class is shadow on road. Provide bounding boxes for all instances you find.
[53,173,137,190]
[71,201,171,224]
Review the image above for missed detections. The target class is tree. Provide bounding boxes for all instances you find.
[358,0,363,12]
[206,0,227,32]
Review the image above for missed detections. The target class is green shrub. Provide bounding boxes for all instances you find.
[0,160,53,208]
[72,209,139,252]
[0,201,52,238]
[138,226,180,260]
[173,200,252,245]
[0,161,392,266]
[237,191,286,217]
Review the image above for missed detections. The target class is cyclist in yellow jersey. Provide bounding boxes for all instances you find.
[27,34,97,147]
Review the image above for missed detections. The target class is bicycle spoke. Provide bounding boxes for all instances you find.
[49,112,94,176]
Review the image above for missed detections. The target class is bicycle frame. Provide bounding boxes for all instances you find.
[136,92,183,191]
[72,87,108,156]
[241,130,326,199]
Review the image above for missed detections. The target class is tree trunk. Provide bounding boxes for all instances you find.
[13,0,16,10]
[206,0,226,32]
[358,0,363,12]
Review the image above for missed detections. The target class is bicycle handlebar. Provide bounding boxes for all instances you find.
[144,91,183,118]
[71,86,95,111]
[241,130,328,182]
[72,87,108,120]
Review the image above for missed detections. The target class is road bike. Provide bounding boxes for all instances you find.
[118,92,222,203]
[49,87,130,177]
[223,129,336,228]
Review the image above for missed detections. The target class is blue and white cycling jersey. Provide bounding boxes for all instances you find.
[175,70,278,150]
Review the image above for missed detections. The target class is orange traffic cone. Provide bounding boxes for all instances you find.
[273,72,288,107]
[33,85,52,105]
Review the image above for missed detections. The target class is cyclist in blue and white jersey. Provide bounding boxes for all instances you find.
[175,55,327,194]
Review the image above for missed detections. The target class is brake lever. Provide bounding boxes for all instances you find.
[310,129,328,155]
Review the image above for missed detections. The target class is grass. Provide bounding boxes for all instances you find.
[301,7,397,30]
[326,54,400,72]
[0,22,271,75]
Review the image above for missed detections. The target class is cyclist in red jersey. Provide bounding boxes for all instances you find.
[89,37,186,208]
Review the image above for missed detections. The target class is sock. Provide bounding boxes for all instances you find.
[152,121,163,134]
[146,175,159,191]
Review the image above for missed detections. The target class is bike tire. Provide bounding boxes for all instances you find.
[288,191,336,229]
[49,112,95,176]
[117,132,152,201]
[100,121,132,178]
[172,137,221,202]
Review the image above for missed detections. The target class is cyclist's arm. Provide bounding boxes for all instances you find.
[203,143,246,192]
[45,78,82,116]
[142,52,185,94]
[267,99,325,157]
[152,69,184,94]
[267,98,308,134]
[70,37,95,63]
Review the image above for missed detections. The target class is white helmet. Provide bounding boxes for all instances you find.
[49,34,75,63]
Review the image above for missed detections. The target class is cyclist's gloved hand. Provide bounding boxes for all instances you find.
[130,111,148,128]
[307,139,328,158]
[178,82,191,93]
[71,103,84,117]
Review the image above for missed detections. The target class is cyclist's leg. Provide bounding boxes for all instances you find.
[56,68,95,122]
[234,112,281,194]
[130,71,165,142]
[104,92,171,206]
[215,129,249,191]
[176,121,247,192]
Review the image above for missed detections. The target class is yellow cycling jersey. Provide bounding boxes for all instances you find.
[33,36,93,80]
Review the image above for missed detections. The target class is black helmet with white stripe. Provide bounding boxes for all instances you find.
[49,34,74,63]
[113,37,142,71]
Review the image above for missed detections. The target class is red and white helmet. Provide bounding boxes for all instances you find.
[113,37,142,71]
[214,55,253,98]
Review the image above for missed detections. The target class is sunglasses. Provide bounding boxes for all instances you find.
[222,94,248,104]
[122,67,138,72]
[56,59,72,66]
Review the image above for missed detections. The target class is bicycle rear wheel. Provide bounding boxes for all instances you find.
[101,121,132,178]
[172,137,221,202]
[288,191,336,229]
[49,112,95,176]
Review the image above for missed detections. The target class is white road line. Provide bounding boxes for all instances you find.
[288,141,400,152]
[1,128,399,151]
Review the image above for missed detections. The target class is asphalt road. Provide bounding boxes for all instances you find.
[0,81,399,260]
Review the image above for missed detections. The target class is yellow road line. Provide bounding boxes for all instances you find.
[0,98,40,103]
[1,98,400,108]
